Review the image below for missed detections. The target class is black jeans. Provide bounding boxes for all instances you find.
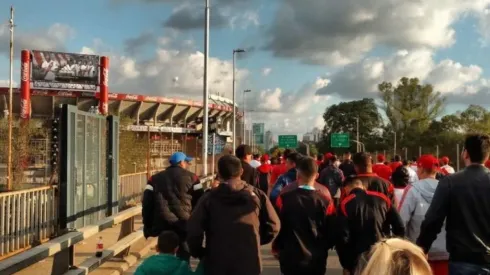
[449,262,490,275]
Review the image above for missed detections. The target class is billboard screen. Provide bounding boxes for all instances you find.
[31,50,100,91]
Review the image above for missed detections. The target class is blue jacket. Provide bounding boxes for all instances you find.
[270,168,297,204]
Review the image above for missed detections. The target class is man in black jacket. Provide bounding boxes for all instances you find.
[339,151,356,178]
[337,176,405,274]
[142,152,203,261]
[417,134,490,274]
[236,144,259,188]
[187,155,280,275]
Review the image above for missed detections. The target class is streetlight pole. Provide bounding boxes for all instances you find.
[243,89,251,144]
[356,116,359,153]
[394,131,397,157]
[202,0,210,175]
[7,6,14,190]
[232,48,245,153]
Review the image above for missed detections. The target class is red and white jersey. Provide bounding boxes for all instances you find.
[441,165,455,175]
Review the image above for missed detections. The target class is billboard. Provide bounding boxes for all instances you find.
[31,50,100,91]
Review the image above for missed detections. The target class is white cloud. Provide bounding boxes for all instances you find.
[316,49,484,102]
[266,0,490,65]
[81,39,248,99]
[0,23,75,57]
[0,80,17,87]
[261,67,272,76]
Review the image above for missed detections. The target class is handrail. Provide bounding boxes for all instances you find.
[0,206,141,275]
[0,186,53,198]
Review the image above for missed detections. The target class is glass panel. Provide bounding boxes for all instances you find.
[75,114,85,229]
[99,119,107,219]
[85,116,99,225]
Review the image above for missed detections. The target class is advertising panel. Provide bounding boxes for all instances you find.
[31,50,100,91]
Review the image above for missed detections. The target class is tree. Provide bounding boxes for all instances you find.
[320,98,384,153]
[378,77,446,149]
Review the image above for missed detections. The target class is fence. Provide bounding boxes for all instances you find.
[0,186,56,258]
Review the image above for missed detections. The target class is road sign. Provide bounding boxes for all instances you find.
[331,133,350,148]
[278,135,298,148]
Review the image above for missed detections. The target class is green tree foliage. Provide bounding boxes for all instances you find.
[319,98,384,153]
[378,77,446,149]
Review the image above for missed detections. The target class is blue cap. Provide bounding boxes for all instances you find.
[169,152,193,165]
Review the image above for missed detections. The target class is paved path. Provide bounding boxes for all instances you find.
[126,245,343,275]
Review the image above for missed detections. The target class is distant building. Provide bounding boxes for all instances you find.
[312,127,322,142]
[302,133,313,143]
[265,131,273,151]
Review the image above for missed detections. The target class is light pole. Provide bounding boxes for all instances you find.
[356,116,359,153]
[7,6,14,190]
[202,0,210,175]
[232,48,245,153]
[242,89,251,144]
[393,131,397,157]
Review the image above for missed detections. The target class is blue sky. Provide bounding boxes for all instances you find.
[0,0,489,135]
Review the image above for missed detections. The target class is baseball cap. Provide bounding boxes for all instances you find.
[377,154,385,162]
[441,156,450,164]
[485,160,490,169]
[417,155,439,170]
[169,152,193,165]
[261,154,270,162]
[325,152,333,160]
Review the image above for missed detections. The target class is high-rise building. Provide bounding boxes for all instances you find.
[312,127,322,142]
[265,130,273,151]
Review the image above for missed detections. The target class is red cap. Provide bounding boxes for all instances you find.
[377,154,385,162]
[325,153,333,160]
[418,155,440,170]
[441,156,450,164]
[261,154,269,162]
[485,160,490,169]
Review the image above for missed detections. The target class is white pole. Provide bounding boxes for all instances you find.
[7,6,14,190]
[419,146,422,157]
[202,0,210,175]
[394,131,397,157]
[243,91,246,144]
[211,133,215,175]
[356,117,359,153]
[456,144,460,171]
[232,52,236,153]
[436,145,439,159]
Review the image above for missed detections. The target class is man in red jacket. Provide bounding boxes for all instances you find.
[372,154,393,181]
[390,155,403,171]
[271,149,295,185]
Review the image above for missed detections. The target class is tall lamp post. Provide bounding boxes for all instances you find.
[356,116,359,153]
[232,48,245,153]
[242,89,251,144]
[202,0,210,175]
[7,6,14,190]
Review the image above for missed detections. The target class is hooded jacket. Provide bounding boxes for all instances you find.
[399,178,448,261]
[134,254,196,275]
[187,179,280,275]
[241,160,259,188]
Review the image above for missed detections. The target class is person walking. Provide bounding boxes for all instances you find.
[339,151,356,178]
[187,155,280,275]
[417,134,490,274]
[372,154,392,181]
[399,155,448,275]
[270,152,302,204]
[336,176,405,274]
[235,145,259,188]
[318,154,344,207]
[142,152,202,261]
[273,157,336,275]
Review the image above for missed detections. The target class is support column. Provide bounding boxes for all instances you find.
[20,49,31,120]
[99,56,109,115]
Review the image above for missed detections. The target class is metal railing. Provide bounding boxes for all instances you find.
[118,172,153,208]
[0,186,56,258]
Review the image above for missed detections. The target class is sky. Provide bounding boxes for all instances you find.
[0,0,490,137]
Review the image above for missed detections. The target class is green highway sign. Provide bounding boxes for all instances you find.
[278,135,298,149]
[331,133,350,148]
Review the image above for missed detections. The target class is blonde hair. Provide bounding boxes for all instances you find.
[356,238,433,275]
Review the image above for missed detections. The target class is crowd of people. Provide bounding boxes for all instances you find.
[138,133,490,275]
